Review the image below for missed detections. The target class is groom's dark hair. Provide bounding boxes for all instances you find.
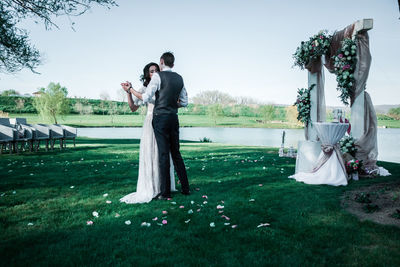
[161,52,175,67]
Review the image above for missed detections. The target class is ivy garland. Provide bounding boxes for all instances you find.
[333,38,357,105]
[294,84,315,126]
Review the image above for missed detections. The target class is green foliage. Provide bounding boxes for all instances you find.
[199,137,212,142]
[0,89,20,96]
[259,105,275,123]
[0,96,36,113]
[294,84,314,126]
[206,104,223,125]
[33,82,70,124]
[388,107,400,120]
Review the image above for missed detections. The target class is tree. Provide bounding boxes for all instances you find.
[33,82,70,124]
[99,91,110,115]
[15,98,25,113]
[193,90,235,105]
[286,105,299,125]
[0,0,117,74]
[207,104,223,125]
[259,105,275,123]
[388,107,400,120]
[1,89,20,96]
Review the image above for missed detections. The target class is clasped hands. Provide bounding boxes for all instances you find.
[121,81,133,93]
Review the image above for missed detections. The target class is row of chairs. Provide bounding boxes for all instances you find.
[0,118,77,154]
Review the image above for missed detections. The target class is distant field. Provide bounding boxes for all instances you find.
[9,113,303,128]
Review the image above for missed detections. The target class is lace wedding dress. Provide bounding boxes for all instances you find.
[120,87,176,204]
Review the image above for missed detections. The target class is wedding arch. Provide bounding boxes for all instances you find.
[293,19,380,176]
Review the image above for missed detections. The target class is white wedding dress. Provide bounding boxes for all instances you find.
[120,87,176,204]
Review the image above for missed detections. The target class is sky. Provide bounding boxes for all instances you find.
[1,0,399,106]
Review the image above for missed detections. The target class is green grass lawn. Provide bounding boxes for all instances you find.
[1,138,399,266]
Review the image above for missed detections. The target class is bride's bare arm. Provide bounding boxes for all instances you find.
[121,81,139,112]
[126,91,139,112]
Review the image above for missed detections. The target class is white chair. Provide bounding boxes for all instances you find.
[47,124,65,150]
[0,118,33,153]
[61,125,77,148]
[31,124,50,152]
[9,118,35,152]
[0,124,15,154]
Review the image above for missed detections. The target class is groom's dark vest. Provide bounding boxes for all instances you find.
[154,71,184,115]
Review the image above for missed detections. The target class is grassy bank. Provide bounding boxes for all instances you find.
[1,138,399,266]
[8,113,400,128]
[9,113,303,128]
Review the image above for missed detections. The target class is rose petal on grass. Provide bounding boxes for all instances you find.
[152,217,158,221]
[12,191,16,194]
[231,225,238,228]
[179,205,184,209]
[86,221,94,225]
[162,220,168,225]
[202,195,208,199]
[188,209,193,214]
[70,186,75,189]
[257,223,270,228]
[190,201,195,204]
[27,223,34,226]
[162,211,168,214]
[218,210,224,214]
[209,222,215,227]
[106,200,112,204]
[92,211,99,217]
[224,223,230,226]
[216,205,224,209]
[259,184,263,187]
[195,188,200,191]
[185,219,191,223]
[171,202,177,205]
[115,213,120,217]
[249,199,255,202]
[203,201,208,205]
[197,209,201,212]
[103,193,108,197]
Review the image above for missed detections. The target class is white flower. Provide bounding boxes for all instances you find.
[92,211,99,217]
[27,222,34,226]
[103,193,108,197]
[106,200,112,204]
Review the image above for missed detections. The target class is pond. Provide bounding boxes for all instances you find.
[77,127,400,163]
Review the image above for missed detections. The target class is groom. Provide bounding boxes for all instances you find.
[128,52,190,199]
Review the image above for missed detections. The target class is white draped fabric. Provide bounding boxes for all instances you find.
[290,123,349,186]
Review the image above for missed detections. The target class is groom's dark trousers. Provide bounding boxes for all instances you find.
[153,113,189,197]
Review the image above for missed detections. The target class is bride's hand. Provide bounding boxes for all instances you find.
[121,81,132,92]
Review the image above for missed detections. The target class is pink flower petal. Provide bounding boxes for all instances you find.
[202,195,208,199]
[162,220,167,225]
[179,206,184,209]
[152,217,158,221]
[162,211,168,214]
[231,225,238,228]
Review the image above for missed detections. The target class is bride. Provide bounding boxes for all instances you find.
[120,62,176,204]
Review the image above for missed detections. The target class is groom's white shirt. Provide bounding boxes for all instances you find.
[141,66,188,107]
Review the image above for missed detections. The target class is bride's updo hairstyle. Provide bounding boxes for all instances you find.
[140,62,160,87]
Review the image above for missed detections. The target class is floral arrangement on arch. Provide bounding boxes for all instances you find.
[293,30,332,69]
[294,84,315,126]
[339,135,357,156]
[346,159,361,174]
[333,38,357,105]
